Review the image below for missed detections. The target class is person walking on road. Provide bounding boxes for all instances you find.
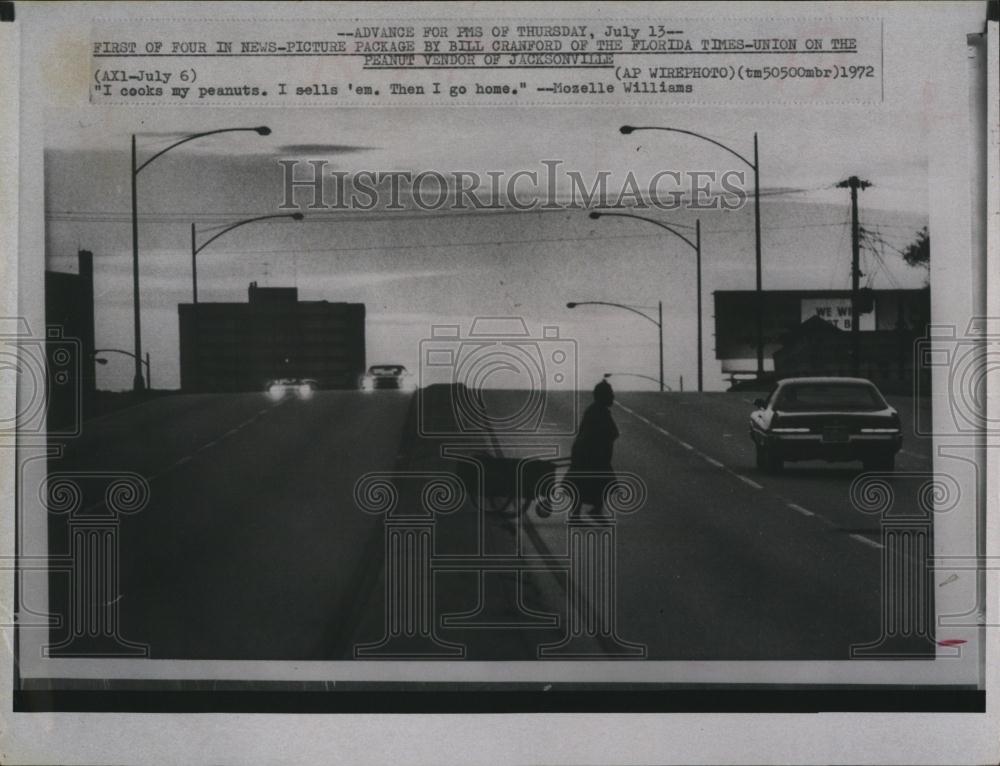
[567,378,619,516]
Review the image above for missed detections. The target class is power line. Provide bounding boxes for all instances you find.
[44,183,844,225]
[148,221,856,257]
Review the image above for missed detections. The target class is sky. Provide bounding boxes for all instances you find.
[43,104,929,391]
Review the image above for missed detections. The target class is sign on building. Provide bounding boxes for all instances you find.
[800,297,875,331]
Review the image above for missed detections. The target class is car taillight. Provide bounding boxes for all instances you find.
[769,413,808,433]
[860,427,900,433]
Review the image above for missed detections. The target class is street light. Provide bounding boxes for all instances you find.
[93,348,151,390]
[566,300,664,392]
[589,210,703,392]
[130,125,272,391]
[619,124,764,380]
[191,212,304,303]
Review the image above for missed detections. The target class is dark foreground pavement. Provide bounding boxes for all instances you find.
[44,388,938,660]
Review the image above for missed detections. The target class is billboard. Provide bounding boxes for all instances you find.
[713,289,929,371]
[800,297,875,331]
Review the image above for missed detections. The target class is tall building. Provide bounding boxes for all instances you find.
[178,283,366,392]
[45,249,96,425]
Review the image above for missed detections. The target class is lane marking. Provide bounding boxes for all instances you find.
[849,533,884,550]
[147,403,287,483]
[616,401,892,545]
[615,401,761,490]
[733,474,764,490]
[787,502,814,517]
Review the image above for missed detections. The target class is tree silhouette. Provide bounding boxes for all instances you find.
[902,226,929,270]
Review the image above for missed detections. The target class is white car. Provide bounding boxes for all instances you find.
[360,364,416,392]
[749,377,902,472]
[266,377,318,400]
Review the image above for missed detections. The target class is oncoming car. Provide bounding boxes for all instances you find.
[749,377,902,472]
[266,378,318,400]
[360,364,416,392]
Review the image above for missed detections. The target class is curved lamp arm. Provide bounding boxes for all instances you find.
[589,210,697,251]
[194,213,304,255]
[567,300,660,327]
[620,125,755,171]
[135,126,271,174]
[92,348,148,368]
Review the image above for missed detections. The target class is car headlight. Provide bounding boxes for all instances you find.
[361,376,374,391]
[297,384,313,399]
[267,384,284,400]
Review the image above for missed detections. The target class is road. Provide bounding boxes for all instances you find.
[48,390,412,659]
[515,390,934,660]
[44,388,937,660]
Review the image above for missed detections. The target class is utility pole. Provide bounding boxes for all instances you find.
[131,134,145,391]
[837,176,871,376]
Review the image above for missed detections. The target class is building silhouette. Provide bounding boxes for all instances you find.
[713,288,930,389]
[45,249,96,424]
[178,282,366,392]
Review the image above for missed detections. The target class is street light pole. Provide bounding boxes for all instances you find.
[658,300,664,393]
[130,135,142,391]
[588,210,703,391]
[566,300,663,392]
[129,125,272,392]
[191,222,198,305]
[753,132,763,380]
[696,218,703,393]
[620,124,763,381]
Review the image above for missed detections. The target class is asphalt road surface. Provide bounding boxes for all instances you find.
[48,390,412,659]
[45,388,937,661]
